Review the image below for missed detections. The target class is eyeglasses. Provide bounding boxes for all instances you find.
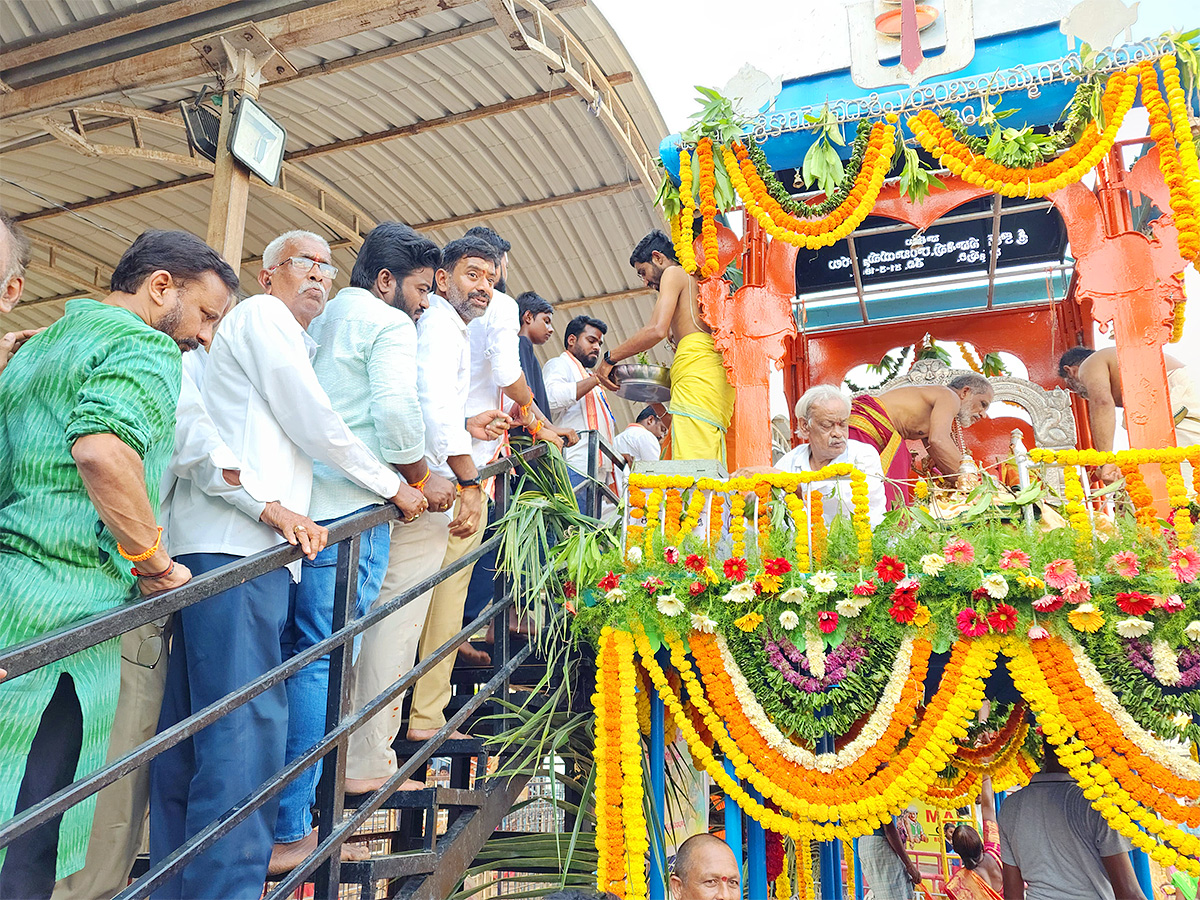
[268,256,338,280]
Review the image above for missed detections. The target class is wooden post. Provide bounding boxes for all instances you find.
[205,48,264,269]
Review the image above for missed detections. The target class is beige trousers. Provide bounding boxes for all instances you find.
[407,499,485,732]
[51,622,168,900]
[345,512,450,781]
[1169,366,1200,449]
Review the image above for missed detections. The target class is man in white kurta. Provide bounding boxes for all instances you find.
[612,406,667,493]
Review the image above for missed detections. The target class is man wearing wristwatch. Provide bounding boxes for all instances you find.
[405,236,508,744]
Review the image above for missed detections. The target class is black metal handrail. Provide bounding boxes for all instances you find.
[0,440,570,897]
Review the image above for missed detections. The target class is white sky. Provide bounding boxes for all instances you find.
[594,0,1200,445]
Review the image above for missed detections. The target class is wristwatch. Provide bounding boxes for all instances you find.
[457,476,481,490]
[603,351,616,366]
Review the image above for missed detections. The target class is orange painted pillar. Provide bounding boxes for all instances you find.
[1094,151,1174,509]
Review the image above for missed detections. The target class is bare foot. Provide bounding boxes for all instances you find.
[267,829,369,875]
[457,643,491,666]
[345,774,428,794]
[406,727,471,742]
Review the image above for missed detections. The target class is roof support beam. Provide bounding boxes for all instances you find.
[417,181,641,233]
[13,83,631,225]
[0,0,488,121]
[553,286,654,310]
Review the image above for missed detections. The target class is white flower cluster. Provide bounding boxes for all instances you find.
[713,632,916,774]
[1152,639,1183,687]
[837,594,871,618]
[1067,636,1200,782]
[1116,617,1154,638]
[805,627,827,679]
[724,581,756,604]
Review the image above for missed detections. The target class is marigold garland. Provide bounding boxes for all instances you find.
[810,491,827,566]
[696,137,720,278]
[593,629,626,892]
[644,488,662,556]
[675,149,699,275]
[907,64,1139,198]
[1062,465,1092,562]
[614,629,649,899]
[709,494,724,551]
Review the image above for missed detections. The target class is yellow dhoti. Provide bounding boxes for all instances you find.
[668,331,735,463]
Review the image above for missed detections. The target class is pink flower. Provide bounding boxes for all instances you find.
[890,578,920,603]
[1158,594,1186,614]
[688,580,706,597]
[1061,580,1092,605]
[957,607,989,637]
[999,549,1031,570]
[817,611,839,634]
[1043,558,1079,590]
[943,538,976,565]
[1033,594,1064,613]
[853,579,877,596]
[640,577,664,595]
[1106,550,1141,579]
[1028,624,1049,640]
[1170,546,1200,583]
[663,546,679,565]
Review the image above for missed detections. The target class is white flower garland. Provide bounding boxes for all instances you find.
[1152,639,1183,687]
[714,632,915,773]
[1066,634,1200,783]
[805,627,827,679]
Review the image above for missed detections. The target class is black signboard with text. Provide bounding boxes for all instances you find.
[794,196,1068,293]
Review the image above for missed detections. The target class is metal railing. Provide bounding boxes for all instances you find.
[0,438,615,897]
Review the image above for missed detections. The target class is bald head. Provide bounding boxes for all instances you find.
[670,834,739,900]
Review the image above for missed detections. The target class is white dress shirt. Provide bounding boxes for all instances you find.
[542,351,616,477]
[416,293,473,479]
[775,439,888,527]
[169,294,402,568]
[465,290,522,465]
[308,286,425,520]
[160,347,266,550]
[612,423,662,492]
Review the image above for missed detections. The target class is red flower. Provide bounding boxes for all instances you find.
[971,587,990,602]
[818,611,839,634]
[724,557,748,580]
[753,581,763,595]
[663,546,680,565]
[890,579,919,604]
[890,596,917,624]
[853,579,877,596]
[875,556,905,583]
[562,580,577,599]
[641,577,664,595]
[688,580,706,597]
[957,608,989,637]
[597,571,619,592]
[1116,591,1156,616]
[987,603,1019,634]
[685,554,708,573]
[765,557,792,576]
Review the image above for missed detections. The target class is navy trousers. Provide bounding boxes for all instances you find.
[148,553,290,900]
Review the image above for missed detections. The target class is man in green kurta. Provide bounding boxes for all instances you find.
[0,230,238,897]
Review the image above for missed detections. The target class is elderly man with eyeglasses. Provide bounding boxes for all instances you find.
[149,230,426,900]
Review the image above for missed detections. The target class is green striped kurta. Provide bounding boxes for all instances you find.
[0,299,180,878]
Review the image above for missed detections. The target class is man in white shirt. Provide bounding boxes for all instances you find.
[150,230,425,900]
[59,343,322,900]
[407,236,507,743]
[612,406,668,493]
[741,385,887,528]
[543,315,617,511]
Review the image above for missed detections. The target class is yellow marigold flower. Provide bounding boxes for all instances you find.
[734,611,764,632]
[1068,602,1104,633]
[913,480,929,500]
[755,572,782,594]
[911,604,931,627]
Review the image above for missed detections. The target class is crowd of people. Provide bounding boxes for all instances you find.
[0,214,686,899]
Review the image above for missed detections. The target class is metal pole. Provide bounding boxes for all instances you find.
[853,838,865,900]
[649,690,667,900]
[1011,429,1035,533]
[746,786,767,899]
[723,758,743,884]
[587,430,600,518]
[313,531,360,896]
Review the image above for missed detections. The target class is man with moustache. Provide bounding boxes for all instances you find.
[0,229,238,898]
[150,230,425,899]
[405,236,506,743]
[848,373,993,508]
[543,315,617,508]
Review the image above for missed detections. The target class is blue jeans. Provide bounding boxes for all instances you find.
[274,512,390,843]
[568,468,589,515]
[150,554,290,900]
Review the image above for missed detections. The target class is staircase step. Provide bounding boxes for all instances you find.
[340,849,437,881]
[343,785,484,810]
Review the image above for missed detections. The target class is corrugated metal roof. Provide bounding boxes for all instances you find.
[0,0,673,426]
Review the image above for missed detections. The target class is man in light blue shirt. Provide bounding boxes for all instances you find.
[270,223,445,872]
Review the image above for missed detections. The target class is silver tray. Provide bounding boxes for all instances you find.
[612,363,671,403]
